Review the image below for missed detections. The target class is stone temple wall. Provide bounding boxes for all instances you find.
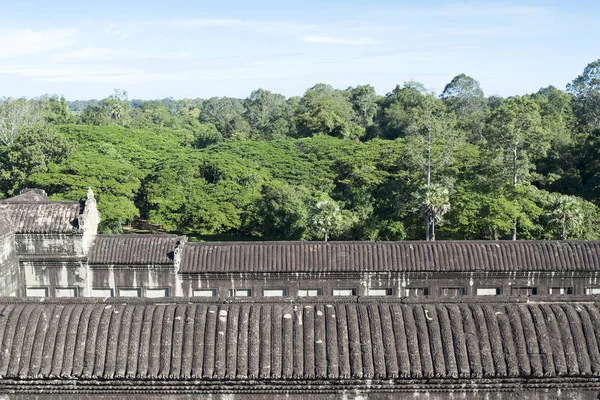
[0,210,21,296]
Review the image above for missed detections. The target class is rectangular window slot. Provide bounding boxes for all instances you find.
[366,288,392,296]
[263,288,288,297]
[119,288,141,297]
[194,289,217,297]
[441,287,466,296]
[298,288,322,297]
[587,288,600,295]
[550,287,574,295]
[91,288,114,297]
[55,287,77,298]
[146,288,169,298]
[26,287,48,297]
[476,288,500,296]
[405,287,429,297]
[512,287,537,295]
[229,289,252,297]
[333,288,357,296]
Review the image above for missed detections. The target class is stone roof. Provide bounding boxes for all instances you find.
[0,296,599,390]
[0,188,48,203]
[0,203,81,234]
[87,234,184,265]
[0,189,82,234]
[179,240,600,274]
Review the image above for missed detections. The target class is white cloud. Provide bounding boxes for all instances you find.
[302,35,379,45]
[414,3,548,18]
[58,47,136,61]
[0,65,137,82]
[0,28,78,59]
[105,23,135,41]
[138,18,318,34]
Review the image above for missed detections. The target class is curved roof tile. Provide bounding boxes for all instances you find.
[0,203,81,234]
[180,240,600,273]
[0,297,599,383]
[88,234,184,265]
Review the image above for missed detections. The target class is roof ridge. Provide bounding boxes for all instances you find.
[186,240,600,245]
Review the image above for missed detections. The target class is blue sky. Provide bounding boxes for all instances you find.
[0,0,598,100]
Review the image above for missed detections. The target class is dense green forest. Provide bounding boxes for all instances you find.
[2,59,600,241]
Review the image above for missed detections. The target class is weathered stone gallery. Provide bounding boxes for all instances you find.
[3,188,600,300]
[2,188,600,398]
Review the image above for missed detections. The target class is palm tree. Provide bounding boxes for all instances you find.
[418,184,451,241]
[309,199,341,242]
[549,194,582,240]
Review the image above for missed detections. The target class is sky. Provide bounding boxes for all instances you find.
[0,0,599,100]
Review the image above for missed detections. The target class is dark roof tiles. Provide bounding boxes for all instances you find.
[180,240,600,273]
[0,203,81,234]
[88,234,184,265]
[0,297,600,382]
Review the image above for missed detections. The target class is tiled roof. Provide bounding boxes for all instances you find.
[0,203,81,234]
[0,188,48,203]
[87,234,183,265]
[0,189,81,234]
[0,297,599,384]
[179,240,600,273]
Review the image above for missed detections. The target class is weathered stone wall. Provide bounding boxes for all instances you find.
[20,260,88,296]
[15,234,84,256]
[18,256,600,299]
[0,389,598,399]
[0,232,21,296]
[180,271,600,298]
[89,265,181,297]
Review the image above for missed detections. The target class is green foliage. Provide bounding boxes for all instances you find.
[308,194,344,242]
[4,60,600,241]
[29,147,142,233]
[252,182,310,239]
[244,89,296,140]
[413,184,451,241]
[347,85,380,128]
[567,58,600,130]
[0,125,73,195]
[144,151,269,234]
[295,84,365,139]
[482,96,550,188]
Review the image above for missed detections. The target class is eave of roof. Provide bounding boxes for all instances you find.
[0,296,599,385]
[179,240,600,273]
[87,234,184,265]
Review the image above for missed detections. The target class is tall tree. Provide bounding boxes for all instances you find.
[0,125,73,195]
[346,85,380,129]
[378,81,429,140]
[441,74,486,117]
[440,74,488,140]
[567,58,600,130]
[483,96,550,239]
[0,98,41,146]
[295,84,364,140]
[199,97,250,139]
[243,89,294,139]
[547,194,583,240]
[253,182,309,239]
[415,183,451,241]
[309,195,343,242]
